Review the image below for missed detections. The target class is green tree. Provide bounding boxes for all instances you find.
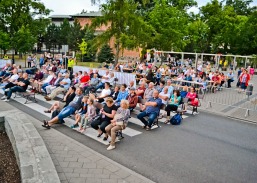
[186,18,210,53]
[60,19,71,45]
[0,30,10,54]
[147,0,190,51]
[91,0,153,65]
[97,44,114,62]
[68,19,83,51]
[81,25,97,62]
[225,0,254,15]
[44,24,61,52]
[0,0,50,57]
[13,26,36,53]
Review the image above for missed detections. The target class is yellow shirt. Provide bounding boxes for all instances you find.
[219,60,223,65]
[68,59,74,67]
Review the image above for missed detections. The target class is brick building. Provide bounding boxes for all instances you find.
[49,12,140,59]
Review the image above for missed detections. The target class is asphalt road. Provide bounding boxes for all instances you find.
[3,97,257,183]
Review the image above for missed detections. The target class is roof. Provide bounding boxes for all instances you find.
[72,11,102,17]
[49,15,73,19]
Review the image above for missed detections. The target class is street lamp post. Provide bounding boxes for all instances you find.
[6,24,15,64]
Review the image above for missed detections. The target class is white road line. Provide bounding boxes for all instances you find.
[0,90,142,142]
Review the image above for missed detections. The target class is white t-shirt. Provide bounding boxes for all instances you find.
[197,64,202,71]
[160,68,165,74]
[108,77,115,86]
[100,89,111,98]
[9,74,19,82]
[101,74,110,83]
[209,73,214,80]
[44,75,54,84]
[159,92,170,105]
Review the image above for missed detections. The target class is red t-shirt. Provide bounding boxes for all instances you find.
[136,87,146,98]
[80,75,90,83]
[186,92,197,101]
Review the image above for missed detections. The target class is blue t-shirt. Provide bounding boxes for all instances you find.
[180,91,188,98]
[61,78,71,90]
[39,57,44,65]
[145,97,162,114]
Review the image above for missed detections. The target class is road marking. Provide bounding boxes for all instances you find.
[0,90,142,143]
[0,89,194,145]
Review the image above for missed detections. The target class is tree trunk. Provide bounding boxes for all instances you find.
[114,42,120,66]
[19,52,22,59]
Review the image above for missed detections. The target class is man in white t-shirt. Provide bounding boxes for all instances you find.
[95,71,110,91]
[0,69,19,88]
[159,87,170,105]
[197,64,202,72]
[90,82,111,103]
[36,70,54,93]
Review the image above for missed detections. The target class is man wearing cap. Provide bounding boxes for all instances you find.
[137,90,162,130]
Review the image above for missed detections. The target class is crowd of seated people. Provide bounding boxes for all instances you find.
[0,55,254,151]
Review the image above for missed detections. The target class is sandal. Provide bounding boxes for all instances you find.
[42,124,51,129]
[103,137,108,141]
[164,120,169,124]
[43,120,48,125]
[44,110,51,113]
[146,126,151,131]
[97,132,103,138]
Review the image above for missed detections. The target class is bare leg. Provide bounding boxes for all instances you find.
[49,101,60,111]
[48,116,60,126]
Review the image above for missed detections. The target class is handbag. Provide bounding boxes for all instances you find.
[113,113,125,126]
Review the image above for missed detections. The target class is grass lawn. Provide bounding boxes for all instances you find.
[76,62,101,68]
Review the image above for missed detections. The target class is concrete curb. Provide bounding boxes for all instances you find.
[198,107,257,125]
[0,109,60,183]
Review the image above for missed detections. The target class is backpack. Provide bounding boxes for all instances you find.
[170,113,182,125]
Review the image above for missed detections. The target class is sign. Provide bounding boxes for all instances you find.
[62,45,69,53]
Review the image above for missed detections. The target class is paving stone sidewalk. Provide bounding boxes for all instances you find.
[30,117,154,183]
[0,99,154,183]
[199,75,257,123]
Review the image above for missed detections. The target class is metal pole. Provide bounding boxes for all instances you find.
[181,52,184,66]
[233,56,236,72]
[245,57,247,68]
[195,53,197,71]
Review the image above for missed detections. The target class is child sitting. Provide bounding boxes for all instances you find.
[79,98,96,133]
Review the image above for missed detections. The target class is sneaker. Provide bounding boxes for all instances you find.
[4,88,9,92]
[3,98,10,102]
[1,96,6,100]
[107,145,116,150]
[70,124,79,128]
[193,112,199,115]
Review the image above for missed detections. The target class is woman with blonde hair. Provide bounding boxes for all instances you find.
[106,100,130,150]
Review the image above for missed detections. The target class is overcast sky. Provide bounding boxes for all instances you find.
[40,0,257,15]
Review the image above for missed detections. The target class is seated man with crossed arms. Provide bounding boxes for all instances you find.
[137,90,162,131]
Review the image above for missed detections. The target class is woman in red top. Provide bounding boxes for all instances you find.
[79,72,90,88]
[239,69,250,92]
[184,87,198,111]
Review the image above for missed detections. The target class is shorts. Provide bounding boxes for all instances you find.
[240,83,247,90]
[58,106,76,120]
[59,101,66,109]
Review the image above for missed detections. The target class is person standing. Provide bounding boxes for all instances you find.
[227,70,234,88]
[239,69,250,93]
